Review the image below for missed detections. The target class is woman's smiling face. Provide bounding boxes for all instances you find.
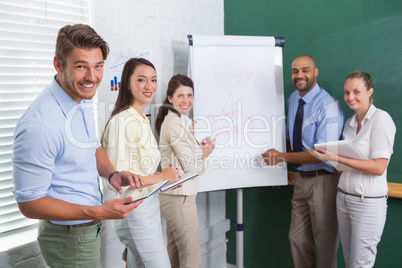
[168,85,194,115]
[343,77,373,113]
[130,64,157,109]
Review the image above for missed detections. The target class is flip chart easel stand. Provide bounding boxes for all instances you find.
[187,35,286,267]
[235,189,244,268]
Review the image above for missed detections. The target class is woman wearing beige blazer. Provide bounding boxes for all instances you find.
[155,74,215,268]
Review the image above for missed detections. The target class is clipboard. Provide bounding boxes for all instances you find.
[160,171,198,192]
[122,180,170,204]
[314,140,367,171]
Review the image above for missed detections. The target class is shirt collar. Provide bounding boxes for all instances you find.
[300,83,321,104]
[49,76,92,118]
[348,104,376,128]
[126,106,149,124]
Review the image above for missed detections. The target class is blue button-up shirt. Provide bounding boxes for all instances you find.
[12,77,102,225]
[286,83,344,172]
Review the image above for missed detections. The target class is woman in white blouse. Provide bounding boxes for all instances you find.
[101,58,179,268]
[313,71,396,268]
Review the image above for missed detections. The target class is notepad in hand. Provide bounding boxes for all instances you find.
[160,171,198,192]
[122,180,170,204]
[314,140,367,171]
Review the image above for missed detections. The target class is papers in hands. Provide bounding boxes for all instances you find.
[122,180,170,204]
[160,171,198,192]
[314,140,367,171]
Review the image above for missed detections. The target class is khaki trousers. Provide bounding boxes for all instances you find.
[289,172,340,268]
[159,194,201,268]
[37,220,101,268]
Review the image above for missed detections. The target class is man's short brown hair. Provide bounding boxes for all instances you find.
[55,24,109,67]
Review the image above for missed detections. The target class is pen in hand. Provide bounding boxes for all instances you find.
[168,162,180,173]
[201,137,209,145]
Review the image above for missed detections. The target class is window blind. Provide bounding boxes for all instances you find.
[0,0,90,237]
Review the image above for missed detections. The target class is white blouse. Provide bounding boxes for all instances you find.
[338,105,396,196]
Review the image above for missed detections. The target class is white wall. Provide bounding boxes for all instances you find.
[95,0,224,128]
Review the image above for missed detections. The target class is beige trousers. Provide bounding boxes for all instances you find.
[289,172,340,268]
[159,194,201,268]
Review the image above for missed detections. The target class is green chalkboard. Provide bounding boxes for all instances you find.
[225,0,402,183]
[224,1,402,267]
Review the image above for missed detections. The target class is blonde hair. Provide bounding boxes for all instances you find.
[346,71,374,104]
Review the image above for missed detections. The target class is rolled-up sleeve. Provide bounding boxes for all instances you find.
[12,123,57,202]
[371,111,396,159]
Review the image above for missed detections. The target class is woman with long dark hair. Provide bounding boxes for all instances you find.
[155,74,215,268]
[102,58,179,268]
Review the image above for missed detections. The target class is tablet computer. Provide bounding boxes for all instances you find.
[122,180,170,204]
[160,171,198,192]
[314,140,367,171]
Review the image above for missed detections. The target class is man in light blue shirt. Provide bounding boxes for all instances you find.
[262,55,344,268]
[12,24,143,268]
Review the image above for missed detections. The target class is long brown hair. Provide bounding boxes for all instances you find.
[101,58,156,143]
[155,74,194,135]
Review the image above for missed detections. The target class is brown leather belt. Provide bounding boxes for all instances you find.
[337,187,386,199]
[72,220,101,227]
[299,169,334,178]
